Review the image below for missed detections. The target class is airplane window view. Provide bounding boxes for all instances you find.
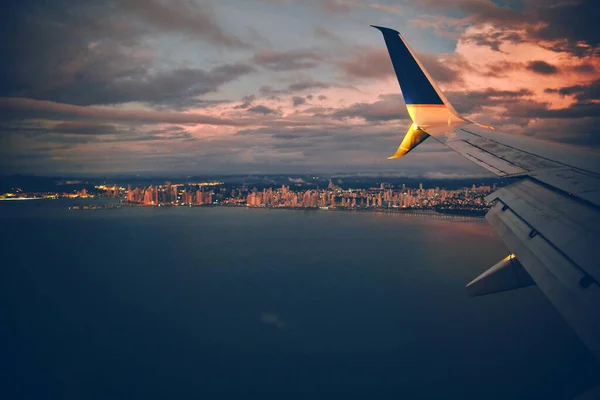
[1,1,599,399]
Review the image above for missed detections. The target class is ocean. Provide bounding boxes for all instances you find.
[0,200,597,399]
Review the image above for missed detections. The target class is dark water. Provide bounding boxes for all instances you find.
[0,201,597,399]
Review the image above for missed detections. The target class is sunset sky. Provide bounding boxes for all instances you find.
[1,0,598,177]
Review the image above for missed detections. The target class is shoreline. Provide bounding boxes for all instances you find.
[67,201,487,220]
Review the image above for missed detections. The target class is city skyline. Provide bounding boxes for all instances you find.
[2,179,494,218]
[1,0,599,176]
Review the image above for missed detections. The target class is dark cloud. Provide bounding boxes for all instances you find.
[0,97,255,126]
[52,122,119,135]
[446,88,535,115]
[288,81,332,92]
[544,79,600,102]
[152,98,232,112]
[260,80,332,96]
[0,121,193,147]
[253,50,322,71]
[530,0,600,56]
[57,63,252,107]
[234,94,257,109]
[0,0,250,109]
[572,64,596,73]
[526,61,559,75]
[520,116,600,147]
[292,96,306,106]
[248,105,277,115]
[415,0,599,56]
[482,61,524,78]
[511,102,600,119]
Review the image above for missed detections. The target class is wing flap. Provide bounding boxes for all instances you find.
[466,254,535,297]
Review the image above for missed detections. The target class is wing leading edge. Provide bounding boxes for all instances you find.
[373,26,600,360]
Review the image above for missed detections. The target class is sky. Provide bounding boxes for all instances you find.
[0,0,599,177]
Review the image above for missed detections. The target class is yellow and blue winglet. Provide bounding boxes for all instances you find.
[372,26,466,158]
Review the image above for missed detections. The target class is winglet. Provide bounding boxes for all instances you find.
[371,25,465,135]
[388,123,429,159]
[371,25,467,160]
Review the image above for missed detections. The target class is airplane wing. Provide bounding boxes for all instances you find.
[373,26,600,360]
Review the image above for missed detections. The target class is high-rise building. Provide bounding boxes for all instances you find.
[195,190,204,205]
[171,185,178,204]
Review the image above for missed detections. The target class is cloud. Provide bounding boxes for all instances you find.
[338,49,393,79]
[544,78,600,101]
[259,80,332,96]
[8,60,254,107]
[517,116,600,147]
[572,64,596,73]
[0,1,251,109]
[117,0,248,47]
[530,0,600,55]
[51,122,120,135]
[234,94,257,109]
[462,30,526,52]
[446,88,535,114]
[247,105,277,115]
[482,61,524,78]
[253,50,322,71]
[288,80,332,92]
[418,53,464,84]
[526,60,559,75]
[509,102,600,119]
[292,96,306,106]
[332,95,408,122]
[413,0,599,57]
[0,97,255,126]
[1,0,598,176]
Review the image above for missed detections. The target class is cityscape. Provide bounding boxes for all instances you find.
[1,179,497,216]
